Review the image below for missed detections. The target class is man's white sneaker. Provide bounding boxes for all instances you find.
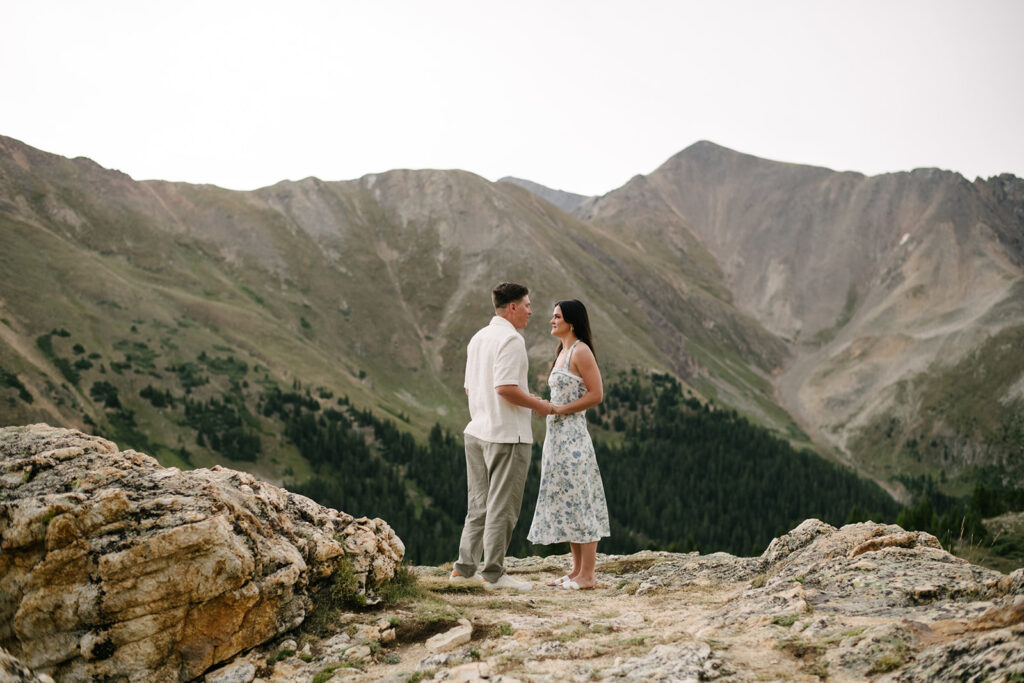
[449,570,481,585]
[481,573,532,591]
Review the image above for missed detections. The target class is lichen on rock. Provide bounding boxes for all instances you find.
[0,424,404,682]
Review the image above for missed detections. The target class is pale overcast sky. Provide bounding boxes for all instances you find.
[2,0,1022,196]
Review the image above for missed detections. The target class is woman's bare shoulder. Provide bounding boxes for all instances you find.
[572,342,598,368]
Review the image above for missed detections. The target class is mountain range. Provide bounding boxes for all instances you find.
[1,134,1022,498]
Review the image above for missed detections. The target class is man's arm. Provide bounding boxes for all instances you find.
[496,384,553,416]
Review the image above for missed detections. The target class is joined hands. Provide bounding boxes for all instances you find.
[532,397,558,417]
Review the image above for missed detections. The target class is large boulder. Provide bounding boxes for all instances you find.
[0,424,404,682]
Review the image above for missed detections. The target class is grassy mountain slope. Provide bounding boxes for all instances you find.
[0,135,795,475]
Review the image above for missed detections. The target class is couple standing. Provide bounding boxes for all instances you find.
[450,282,609,591]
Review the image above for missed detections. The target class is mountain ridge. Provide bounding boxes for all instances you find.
[2,134,1022,498]
[568,139,1024,489]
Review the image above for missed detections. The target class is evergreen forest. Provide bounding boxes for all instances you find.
[16,325,1021,568]
[287,372,905,564]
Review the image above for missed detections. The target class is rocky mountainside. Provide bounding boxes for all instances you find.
[1,133,1023,495]
[0,134,792,478]
[3,426,1022,682]
[575,141,1024,487]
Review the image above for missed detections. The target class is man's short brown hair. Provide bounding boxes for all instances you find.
[492,282,529,309]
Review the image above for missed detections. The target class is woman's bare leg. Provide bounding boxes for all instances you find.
[574,542,598,588]
[568,543,582,580]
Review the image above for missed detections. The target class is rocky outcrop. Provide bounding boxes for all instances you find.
[0,424,404,682]
[3,423,1021,681]
[183,520,1023,682]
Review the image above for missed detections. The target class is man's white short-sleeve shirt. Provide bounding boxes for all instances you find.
[463,316,532,444]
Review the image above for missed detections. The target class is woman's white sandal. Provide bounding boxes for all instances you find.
[546,574,571,587]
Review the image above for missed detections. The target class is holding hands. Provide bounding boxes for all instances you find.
[532,397,560,417]
[532,397,570,417]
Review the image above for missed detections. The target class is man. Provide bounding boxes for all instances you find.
[450,282,552,591]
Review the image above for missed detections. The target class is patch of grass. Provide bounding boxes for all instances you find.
[868,653,906,674]
[824,627,867,644]
[390,599,462,644]
[750,573,768,588]
[377,563,428,605]
[553,625,589,642]
[596,557,662,575]
[803,660,829,680]
[430,582,486,595]
[777,637,825,659]
[866,635,909,674]
[772,613,799,627]
[312,662,360,683]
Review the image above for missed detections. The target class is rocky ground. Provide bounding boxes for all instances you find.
[3,425,1023,682]
[200,521,1024,682]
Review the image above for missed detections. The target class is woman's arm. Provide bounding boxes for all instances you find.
[553,344,603,415]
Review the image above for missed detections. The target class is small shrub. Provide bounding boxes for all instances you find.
[90,381,121,408]
[302,557,365,636]
[377,563,426,605]
[1,367,33,403]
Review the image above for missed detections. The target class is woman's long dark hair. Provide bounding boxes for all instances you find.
[550,299,596,373]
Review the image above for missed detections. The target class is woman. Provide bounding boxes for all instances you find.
[527,299,610,590]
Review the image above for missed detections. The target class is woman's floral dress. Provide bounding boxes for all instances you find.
[528,341,610,545]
